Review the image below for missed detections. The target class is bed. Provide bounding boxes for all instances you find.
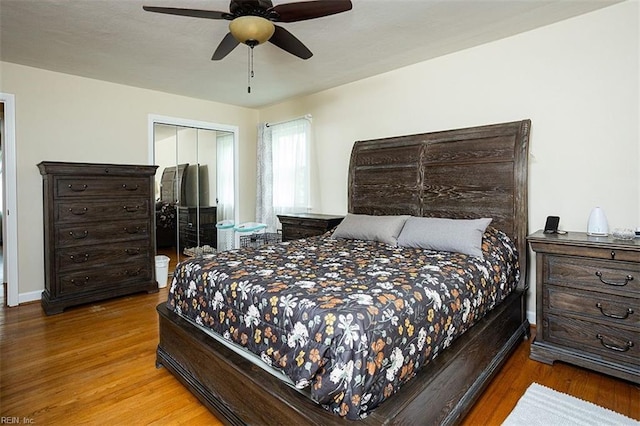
[156,119,531,425]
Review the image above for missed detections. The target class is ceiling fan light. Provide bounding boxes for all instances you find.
[229,16,275,45]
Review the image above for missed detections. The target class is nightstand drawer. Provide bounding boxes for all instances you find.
[545,314,639,367]
[545,255,640,296]
[282,226,324,241]
[278,213,344,242]
[530,239,640,263]
[546,285,639,328]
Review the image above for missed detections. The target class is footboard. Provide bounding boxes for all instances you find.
[156,288,528,425]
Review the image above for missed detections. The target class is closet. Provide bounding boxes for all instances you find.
[153,121,236,262]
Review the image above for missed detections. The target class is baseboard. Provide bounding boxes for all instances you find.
[19,290,41,305]
[526,309,536,326]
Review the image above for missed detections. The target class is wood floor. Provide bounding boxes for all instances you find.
[1,288,638,425]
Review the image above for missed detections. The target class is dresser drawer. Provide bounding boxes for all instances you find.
[57,243,151,273]
[544,255,640,296]
[58,262,153,295]
[545,285,639,328]
[56,220,150,247]
[56,198,151,223]
[55,177,150,198]
[545,314,639,367]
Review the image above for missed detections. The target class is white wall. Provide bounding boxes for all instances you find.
[1,2,637,315]
[0,62,258,298]
[259,1,640,323]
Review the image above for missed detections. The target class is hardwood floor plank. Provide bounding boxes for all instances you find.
[1,290,637,424]
[462,328,640,425]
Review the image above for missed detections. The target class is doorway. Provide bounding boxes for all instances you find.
[0,93,19,307]
[148,115,239,266]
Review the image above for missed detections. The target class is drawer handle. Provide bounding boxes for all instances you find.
[122,184,139,191]
[69,230,88,239]
[71,277,90,287]
[595,303,634,320]
[68,184,87,192]
[123,205,140,213]
[69,253,89,263]
[595,334,634,352]
[69,207,88,215]
[125,248,140,255]
[124,226,141,234]
[595,271,634,287]
[125,268,142,277]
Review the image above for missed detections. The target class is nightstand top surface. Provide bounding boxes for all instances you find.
[528,230,640,250]
[277,213,345,220]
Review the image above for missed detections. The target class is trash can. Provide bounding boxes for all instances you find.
[155,255,170,288]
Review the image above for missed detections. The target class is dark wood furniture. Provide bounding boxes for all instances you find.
[160,163,188,204]
[155,164,188,249]
[277,213,344,241]
[156,119,531,425]
[178,206,217,248]
[528,231,639,383]
[38,161,159,315]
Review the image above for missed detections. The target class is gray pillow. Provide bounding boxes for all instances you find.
[332,214,410,246]
[397,217,492,258]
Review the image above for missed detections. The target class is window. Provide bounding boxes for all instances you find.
[256,117,311,231]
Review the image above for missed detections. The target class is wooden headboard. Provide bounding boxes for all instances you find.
[348,119,530,286]
[160,163,188,204]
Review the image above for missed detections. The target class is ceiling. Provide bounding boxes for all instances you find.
[0,0,622,109]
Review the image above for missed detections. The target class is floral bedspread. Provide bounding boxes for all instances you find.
[167,227,519,419]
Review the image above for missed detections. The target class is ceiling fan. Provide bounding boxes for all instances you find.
[143,0,353,61]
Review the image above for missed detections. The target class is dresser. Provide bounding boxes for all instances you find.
[38,162,159,315]
[528,231,639,383]
[277,213,344,242]
[178,206,217,249]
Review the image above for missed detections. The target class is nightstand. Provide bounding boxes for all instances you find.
[277,213,344,242]
[527,230,639,383]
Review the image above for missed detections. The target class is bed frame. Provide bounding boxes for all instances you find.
[156,119,531,425]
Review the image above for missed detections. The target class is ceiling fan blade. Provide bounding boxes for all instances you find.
[270,0,352,23]
[269,25,312,59]
[142,6,231,20]
[212,32,241,60]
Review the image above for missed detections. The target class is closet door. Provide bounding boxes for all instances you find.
[176,128,219,261]
[153,121,236,261]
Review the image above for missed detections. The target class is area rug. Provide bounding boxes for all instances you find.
[502,383,639,425]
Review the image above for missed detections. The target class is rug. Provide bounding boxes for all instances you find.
[502,383,639,425]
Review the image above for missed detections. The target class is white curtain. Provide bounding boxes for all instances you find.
[256,118,311,232]
[256,124,274,230]
[216,132,234,221]
[217,133,235,250]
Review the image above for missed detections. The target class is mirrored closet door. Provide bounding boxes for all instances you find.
[153,121,236,263]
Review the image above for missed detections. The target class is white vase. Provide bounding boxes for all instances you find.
[587,207,609,236]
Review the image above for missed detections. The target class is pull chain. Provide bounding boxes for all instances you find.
[247,46,255,94]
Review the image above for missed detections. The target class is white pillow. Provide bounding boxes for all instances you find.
[397,217,492,258]
[332,213,410,246]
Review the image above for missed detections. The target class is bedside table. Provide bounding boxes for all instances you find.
[527,230,639,383]
[277,213,344,242]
